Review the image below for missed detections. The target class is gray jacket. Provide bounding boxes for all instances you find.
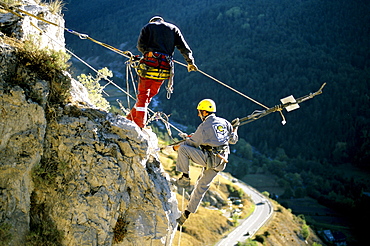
[184,114,238,171]
[185,114,238,148]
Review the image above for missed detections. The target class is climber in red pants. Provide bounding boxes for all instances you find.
[127,16,197,128]
[126,77,163,128]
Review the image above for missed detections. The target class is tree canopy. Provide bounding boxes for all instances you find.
[63,0,370,171]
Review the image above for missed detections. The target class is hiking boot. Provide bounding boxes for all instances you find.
[176,212,189,226]
[176,176,190,187]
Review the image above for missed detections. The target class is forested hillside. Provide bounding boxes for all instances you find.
[62,1,369,243]
[63,0,369,168]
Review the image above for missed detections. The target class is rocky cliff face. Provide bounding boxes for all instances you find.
[0,1,178,245]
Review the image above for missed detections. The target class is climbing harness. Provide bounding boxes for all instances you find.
[200,145,229,170]
[136,51,172,79]
[231,83,326,127]
[135,51,175,100]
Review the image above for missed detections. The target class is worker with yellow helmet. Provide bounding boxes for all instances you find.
[173,99,239,226]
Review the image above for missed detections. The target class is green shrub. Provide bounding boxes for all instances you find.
[301,223,310,240]
[32,159,68,187]
[254,234,265,244]
[77,67,112,111]
[18,38,71,79]
[113,216,128,243]
[15,38,72,105]
[236,239,258,246]
[262,191,270,197]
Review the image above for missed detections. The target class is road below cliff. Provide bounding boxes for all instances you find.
[215,174,273,246]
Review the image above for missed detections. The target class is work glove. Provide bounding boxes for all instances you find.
[187,64,198,72]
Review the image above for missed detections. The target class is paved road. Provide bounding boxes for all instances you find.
[215,175,273,246]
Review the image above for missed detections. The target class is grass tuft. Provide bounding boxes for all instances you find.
[43,0,65,15]
[0,223,13,245]
[26,192,63,246]
[113,216,128,243]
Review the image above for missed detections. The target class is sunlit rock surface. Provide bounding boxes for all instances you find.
[0,1,178,245]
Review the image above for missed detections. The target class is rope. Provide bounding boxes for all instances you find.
[174,60,269,109]
[65,45,186,136]
[178,187,185,246]
[1,2,270,110]
[116,99,130,115]
[126,57,139,101]
[0,2,132,58]
[0,2,189,138]
[235,83,326,126]
[147,112,174,139]
[5,2,315,131]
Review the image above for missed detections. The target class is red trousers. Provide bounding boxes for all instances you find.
[127,76,164,128]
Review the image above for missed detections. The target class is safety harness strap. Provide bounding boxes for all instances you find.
[136,51,173,80]
[200,145,229,169]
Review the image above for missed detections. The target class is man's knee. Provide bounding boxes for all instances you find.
[178,144,195,158]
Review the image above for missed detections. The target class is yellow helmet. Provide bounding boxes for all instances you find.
[197,99,216,112]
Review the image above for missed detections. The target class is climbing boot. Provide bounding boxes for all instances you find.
[176,176,190,188]
[176,212,189,226]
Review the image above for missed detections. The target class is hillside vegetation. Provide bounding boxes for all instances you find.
[62,0,369,244]
[63,0,369,165]
[158,142,324,246]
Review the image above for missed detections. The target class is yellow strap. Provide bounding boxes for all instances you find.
[137,64,170,80]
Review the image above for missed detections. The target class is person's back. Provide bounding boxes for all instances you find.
[138,21,178,55]
[127,16,196,129]
[137,17,194,65]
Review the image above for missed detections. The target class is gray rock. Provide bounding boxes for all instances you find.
[0,1,178,245]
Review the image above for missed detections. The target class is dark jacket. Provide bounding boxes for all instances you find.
[137,21,195,65]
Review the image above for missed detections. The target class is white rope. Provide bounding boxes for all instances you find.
[178,187,185,246]
[174,60,269,109]
[3,2,269,110]
[125,61,131,108]
[32,19,188,138]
